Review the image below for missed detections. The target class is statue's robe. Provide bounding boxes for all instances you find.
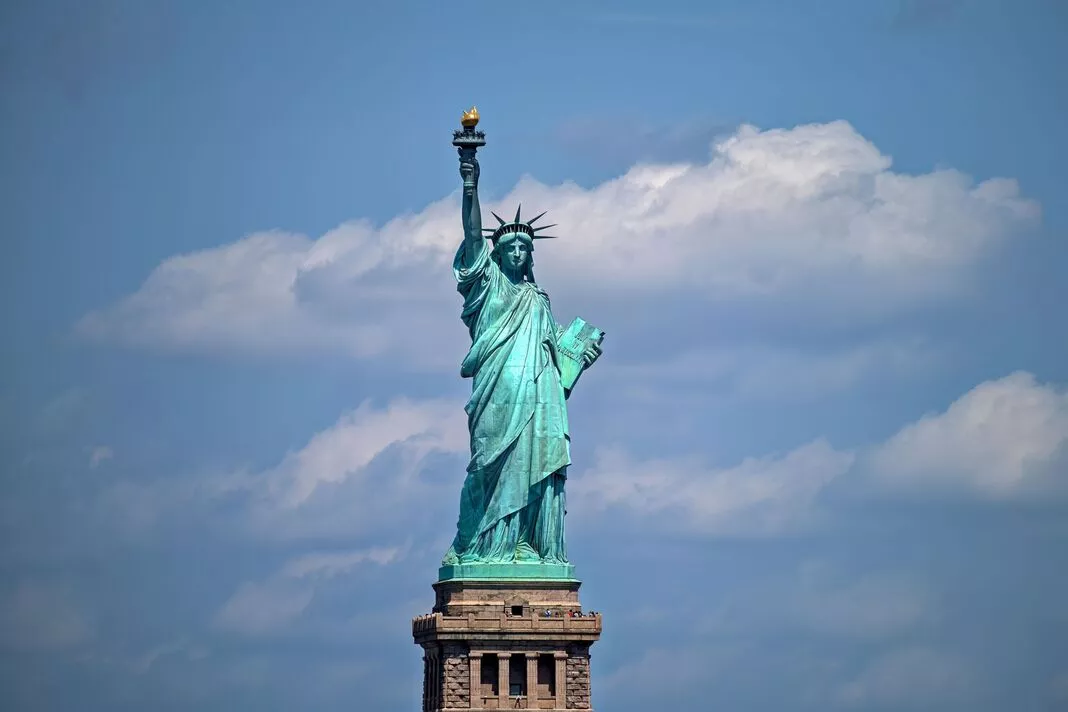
[445,239,570,564]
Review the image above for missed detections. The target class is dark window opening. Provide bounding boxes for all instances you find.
[481,654,498,697]
[510,605,523,616]
[509,655,526,697]
[537,653,556,697]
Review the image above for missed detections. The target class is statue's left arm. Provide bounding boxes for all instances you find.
[552,316,602,370]
[552,323,602,368]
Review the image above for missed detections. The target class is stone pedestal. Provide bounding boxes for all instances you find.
[413,579,600,710]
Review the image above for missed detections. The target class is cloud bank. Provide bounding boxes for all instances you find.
[77,121,1038,365]
[96,370,1064,552]
[571,371,1068,535]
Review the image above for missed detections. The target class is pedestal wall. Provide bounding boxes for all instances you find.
[414,579,601,711]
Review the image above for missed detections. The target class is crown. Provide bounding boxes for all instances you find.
[482,205,559,244]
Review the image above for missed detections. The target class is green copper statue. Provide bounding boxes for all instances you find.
[440,108,603,580]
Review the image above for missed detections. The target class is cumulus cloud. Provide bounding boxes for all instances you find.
[213,546,402,636]
[208,397,467,544]
[277,546,403,579]
[256,398,466,508]
[87,371,1063,552]
[81,398,467,546]
[77,121,1037,364]
[572,371,1068,535]
[131,637,210,674]
[213,580,315,636]
[571,439,855,536]
[864,372,1068,498]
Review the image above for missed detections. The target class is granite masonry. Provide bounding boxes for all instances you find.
[413,579,601,710]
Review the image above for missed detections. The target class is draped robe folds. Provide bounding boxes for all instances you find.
[443,239,571,565]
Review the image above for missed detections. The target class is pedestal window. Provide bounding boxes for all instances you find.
[537,653,555,698]
[508,654,526,697]
[481,653,499,698]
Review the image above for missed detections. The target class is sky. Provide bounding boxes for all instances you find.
[1,0,1067,710]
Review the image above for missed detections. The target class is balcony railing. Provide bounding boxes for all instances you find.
[412,611,602,636]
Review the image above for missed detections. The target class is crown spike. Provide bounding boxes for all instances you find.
[514,204,522,223]
[532,235,558,240]
[490,212,507,226]
[527,210,548,226]
[532,223,557,232]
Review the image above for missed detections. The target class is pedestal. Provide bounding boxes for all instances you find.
[413,578,600,710]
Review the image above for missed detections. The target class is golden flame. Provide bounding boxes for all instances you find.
[461,106,480,128]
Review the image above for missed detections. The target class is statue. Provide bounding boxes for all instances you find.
[440,108,604,580]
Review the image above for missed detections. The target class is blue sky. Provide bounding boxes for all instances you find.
[2,0,1067,710]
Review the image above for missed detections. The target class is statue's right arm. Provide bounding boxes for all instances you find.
[460,158,485,265]
[462,182,485,265]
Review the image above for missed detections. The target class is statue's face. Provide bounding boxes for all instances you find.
[497,237,532,273]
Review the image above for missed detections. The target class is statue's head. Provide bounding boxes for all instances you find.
[483,205,558,283]
[493,232,535,280]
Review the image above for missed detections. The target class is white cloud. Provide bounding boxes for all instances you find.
[76,230,382,358]
[88,373,1068,555]
[85,398,467,545]
[258,398,466,508]
[77,121,1037,363]
[204,397,468,543]
[212,580,314,636]
[572,372,1068,536]
[278,546,403,579]
[865,372,1068,498]
[571,439,854,536]
[244,399,465,542]
[213,545,402,636]
[131,637,210,674]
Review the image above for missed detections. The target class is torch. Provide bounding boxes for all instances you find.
[452,106,485,187]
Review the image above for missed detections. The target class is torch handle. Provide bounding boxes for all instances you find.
[458,146,478,188]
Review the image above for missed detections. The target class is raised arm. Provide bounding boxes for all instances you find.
[459,157,485,265]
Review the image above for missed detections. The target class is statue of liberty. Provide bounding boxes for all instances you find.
[441,109,603,578]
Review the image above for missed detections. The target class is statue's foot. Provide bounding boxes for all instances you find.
[514,541,540,562]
